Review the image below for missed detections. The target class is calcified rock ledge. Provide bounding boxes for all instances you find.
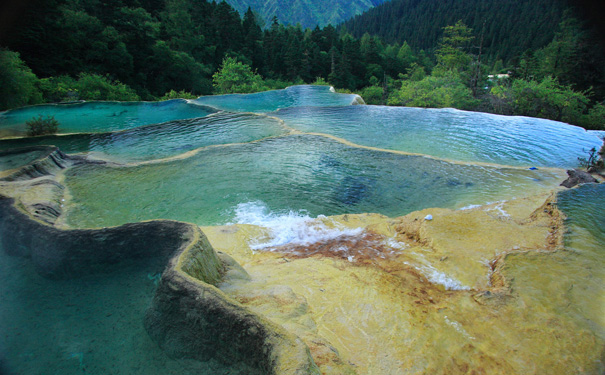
[0,146,319,374]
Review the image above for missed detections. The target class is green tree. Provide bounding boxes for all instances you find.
[434,20,474,76]
[0,49,43,110]
[212,57,265,94]
[147,41,212,96]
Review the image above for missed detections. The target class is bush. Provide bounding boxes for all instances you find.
[159,90,198,100]
[388,72,478,110]
[578,137,604,171]
[38,74,140,102]
[26,115,59,136]
[509,77,589,124]
[76,73,140,101]
[312,77,330,86]
[360,86,384,105]
[580,102,605,130]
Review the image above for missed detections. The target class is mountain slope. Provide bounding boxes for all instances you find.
[224,0,389,28]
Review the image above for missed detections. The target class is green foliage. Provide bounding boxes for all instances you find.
[434,21,474,76]
[487,77,595,126]
[212,57,265,94]
[147,41,212,95]
[26,115,59,136]
[516,13,605,99]
[264,78,299,90]
[580,103,605,130]
[509,77,589,123]
[0,50,43,110]
[312,77,330,86]
[388,72,478,110]
[159,90,199,100]
[75,73,140,101]
[343,0,568,65]
[38,76,79,103]
[360,86,384,105]
[39,74,140,102]
[577,142,604,170]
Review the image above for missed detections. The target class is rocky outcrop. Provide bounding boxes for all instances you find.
[0,146,70,181]
[0,195,194,278]
[145,248,321,375]
[560,168,599,188]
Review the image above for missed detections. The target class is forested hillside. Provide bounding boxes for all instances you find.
[225,0,388,28]
[1,0,603,129]
[343,0,569,64]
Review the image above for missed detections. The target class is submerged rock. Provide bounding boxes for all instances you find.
[560,168,599,188]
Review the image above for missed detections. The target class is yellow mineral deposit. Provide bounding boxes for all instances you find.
[202,192,604,374]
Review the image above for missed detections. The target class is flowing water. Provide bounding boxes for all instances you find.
[0,86,603,374]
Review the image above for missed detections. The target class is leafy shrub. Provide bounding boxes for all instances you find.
[39,74,139,102]
[360,86,384,105]
[580,102,605,130]
[509,77,589,124]
[26,115,59,136]
[159,90,198,100]
[388,72,478,110]
[76,73,140,101]
[312,77,330,86]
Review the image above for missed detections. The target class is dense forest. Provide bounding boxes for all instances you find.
[0,0,603,129]
[343,0,569,64]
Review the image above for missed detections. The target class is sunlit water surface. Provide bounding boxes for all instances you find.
[62,134,563,228]
[274,105,602,167]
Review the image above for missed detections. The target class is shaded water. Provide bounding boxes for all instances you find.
[0,243,251,375]
[0,86,603,374]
